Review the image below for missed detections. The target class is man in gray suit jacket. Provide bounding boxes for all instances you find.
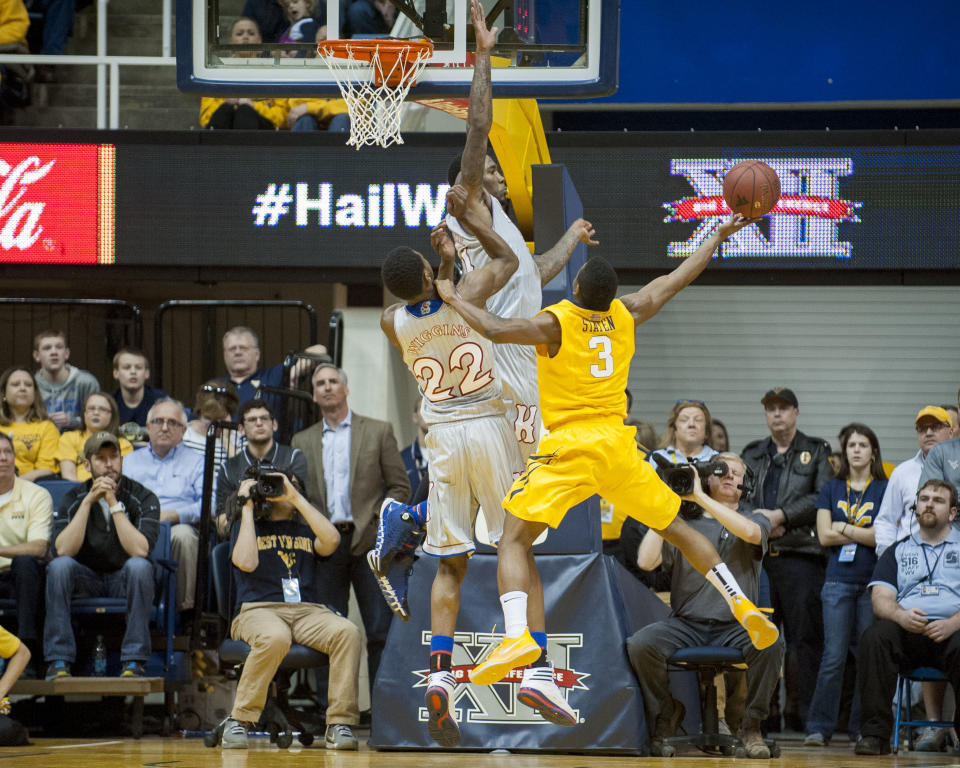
[291,363,410,693]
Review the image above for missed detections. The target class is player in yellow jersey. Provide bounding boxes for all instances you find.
[437,213,779,694]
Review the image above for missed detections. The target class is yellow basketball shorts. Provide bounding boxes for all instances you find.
[503,419,680,530]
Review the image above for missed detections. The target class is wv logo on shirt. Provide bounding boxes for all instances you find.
[838,500,875,526]
[277,551,296,570]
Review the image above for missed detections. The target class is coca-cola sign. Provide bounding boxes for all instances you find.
[0,143,115,264]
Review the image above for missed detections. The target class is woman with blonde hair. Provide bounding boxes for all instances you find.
[650,399,717,467]
[0,367,59,482]
[57,392,134,482]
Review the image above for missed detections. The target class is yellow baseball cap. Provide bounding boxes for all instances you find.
[915,406,952,426]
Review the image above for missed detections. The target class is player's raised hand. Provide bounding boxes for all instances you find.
[436,278,457,303]
[471,0,498,53]
[446,184,469,218]
[715,213,758,240]
[430,223,455,261]
[569,218,599,246]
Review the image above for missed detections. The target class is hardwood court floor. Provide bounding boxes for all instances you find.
[1,737,959,767]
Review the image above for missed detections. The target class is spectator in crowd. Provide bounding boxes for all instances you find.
[200,19,288,130]
[219,325,327,406]
[219,471,360,750]
[183,381,241,496]
[651,400,717,467]
[400,397,428,505]
[943,404,960,439]
[629,453,783,758]
[875,406,953,555]
[0,431,52,675]
[0,0,32,115]
[44,432,160,679]
[0,366,59,482]
[286,98,350,132]
[216,399,308,536]
[278,0,317,43]
[32,330,100,432]
[122,399,204,614]
[628,420,658,452]
[804,423,887,747]
[34,0,92,56]
[111,348,167,430]
[291,363,409,697]
[853,478,960,756]
[241,0,288,42]
[711,419,730,452]
[741,386,833,733]
[348,0,396,35]
[919,389,960,492]
[57,392,134,481]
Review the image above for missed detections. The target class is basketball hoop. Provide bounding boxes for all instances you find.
[317,39,434,150]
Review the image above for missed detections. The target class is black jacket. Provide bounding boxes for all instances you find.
[740,430,834,557]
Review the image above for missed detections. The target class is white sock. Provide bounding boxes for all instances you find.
[500,591,528,639]
[705,562,746,610]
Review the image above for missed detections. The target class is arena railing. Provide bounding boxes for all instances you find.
[0,0,174,129]
[152,299,319,403]
[0,297,142,386]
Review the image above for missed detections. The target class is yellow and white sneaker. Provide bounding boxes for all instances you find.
[469,628,541,685]
[732,596,779,650]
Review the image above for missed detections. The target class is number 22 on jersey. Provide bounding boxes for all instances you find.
[412,341,494,402]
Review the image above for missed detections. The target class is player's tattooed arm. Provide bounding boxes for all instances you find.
[438,279,560,346]
[621,214,754,326]
[461,0,497,200]
[533,218,598,287]
[446,184,518,304]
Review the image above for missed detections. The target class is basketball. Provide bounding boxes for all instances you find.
[722,160,781,218]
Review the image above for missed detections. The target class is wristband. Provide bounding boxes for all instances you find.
[109,502,125,515]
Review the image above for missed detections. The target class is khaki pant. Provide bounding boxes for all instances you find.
[230,602,361,725]
[170,524,198,611]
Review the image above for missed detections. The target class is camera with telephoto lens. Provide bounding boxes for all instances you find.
[650,453,730,519]
[242,463,286,519]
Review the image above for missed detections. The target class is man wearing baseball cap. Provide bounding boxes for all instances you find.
[741,386,833,732]
[920,389,960,501]
[43,431,160,680]
[875,406,954,555]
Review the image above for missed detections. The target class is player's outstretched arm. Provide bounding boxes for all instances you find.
[379,305,403,353]
[430,223,457,283]
[446,184,518,305]
[460,0,497,198]
[437,279,560,346]
[620,214,754,326]
[534,218,598,287]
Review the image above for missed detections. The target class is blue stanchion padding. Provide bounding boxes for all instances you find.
[474,495,602,556]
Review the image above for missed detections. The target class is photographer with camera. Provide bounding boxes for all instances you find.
[628,453,783,758]
[216,399,309,537]
[220,469,361,750]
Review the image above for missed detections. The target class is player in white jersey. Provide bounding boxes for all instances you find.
[445,0,597,462]
[377,182,576,744]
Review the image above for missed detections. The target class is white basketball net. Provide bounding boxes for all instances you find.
[318,42,432,150]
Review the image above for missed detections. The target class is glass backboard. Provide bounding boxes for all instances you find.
[176,0,619,98]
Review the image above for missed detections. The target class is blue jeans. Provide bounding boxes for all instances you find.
[291,113,350,132]
[39,0,76,55]
[805,579,873,738]
[43,556,155,663]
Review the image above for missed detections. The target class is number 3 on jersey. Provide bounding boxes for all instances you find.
[413,341,494,402]
[589,335,613,378]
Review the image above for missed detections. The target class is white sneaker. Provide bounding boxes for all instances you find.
[915,725,948,751]
[220,717,248,749]
[425,670,460,746]
[517,663,578,726]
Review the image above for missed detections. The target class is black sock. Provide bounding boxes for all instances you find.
[530,648,549,668]
[430,651,451,673]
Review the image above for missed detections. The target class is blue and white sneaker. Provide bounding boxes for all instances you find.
[518,663,578,726]
[367,548,418,621]
[370,497,424,577]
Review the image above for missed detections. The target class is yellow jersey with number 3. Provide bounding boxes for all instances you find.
[536,298,633,430]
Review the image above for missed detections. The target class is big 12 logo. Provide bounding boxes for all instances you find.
[0,144,114,264]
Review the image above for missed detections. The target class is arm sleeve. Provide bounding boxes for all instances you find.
[216,462,236,518]
[136,488,162,554]
[26,485,53,542]
[918,444,944,487]
[0,625,20,659]
[289,448,310,490]
[56,431,80,465]
[873,473,902,555]
[178,455,205,526]
[868,543,900,592]
[782,443,833,528]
